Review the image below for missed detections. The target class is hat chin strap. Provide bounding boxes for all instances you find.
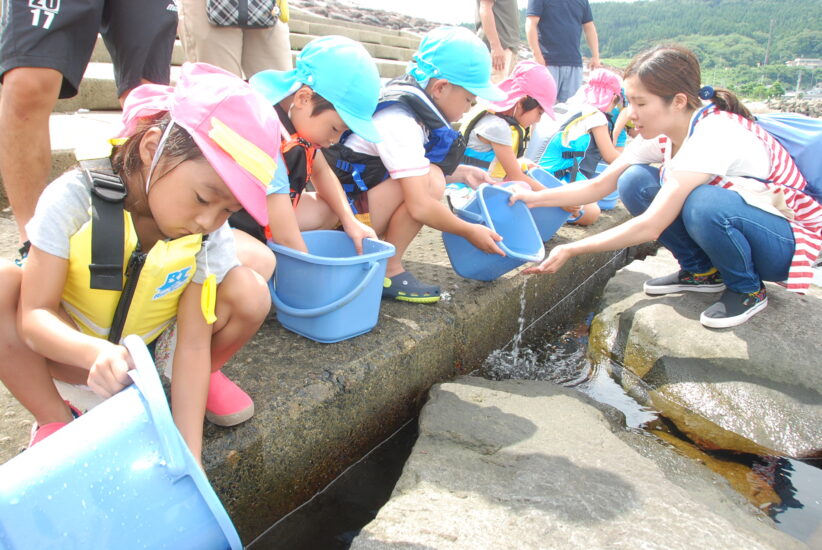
[145,121,175,194]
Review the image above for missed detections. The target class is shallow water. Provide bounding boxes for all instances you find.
[478,317,822,546]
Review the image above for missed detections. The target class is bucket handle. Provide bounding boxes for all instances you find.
[452,207,485,224]
[124,334,188,478]
[269,259,381,318]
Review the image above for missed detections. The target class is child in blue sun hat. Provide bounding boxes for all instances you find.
[228,35,383,280]
[323,26,508,303]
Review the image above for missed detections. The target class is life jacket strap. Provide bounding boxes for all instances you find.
[82,159,127,291]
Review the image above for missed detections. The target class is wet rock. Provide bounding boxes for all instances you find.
[588,249,822,458]
[351,377,804,549]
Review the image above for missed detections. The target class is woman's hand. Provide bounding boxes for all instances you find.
[522,244,574,275]
[508,188,538,207]
[87,342,135,398]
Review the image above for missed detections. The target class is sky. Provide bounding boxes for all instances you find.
[346,0,635,25]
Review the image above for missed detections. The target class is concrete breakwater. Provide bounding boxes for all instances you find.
[0,207,636,541]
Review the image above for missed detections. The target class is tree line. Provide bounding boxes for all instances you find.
[508,0,821,98]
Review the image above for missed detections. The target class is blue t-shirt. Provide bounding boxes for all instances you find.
[527,0,593,67]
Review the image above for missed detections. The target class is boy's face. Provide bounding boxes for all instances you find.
[430,80,477,123]
[289,87,349,148]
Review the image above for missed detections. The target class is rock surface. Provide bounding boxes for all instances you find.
[588,249,822,458]
[350,377,806,549]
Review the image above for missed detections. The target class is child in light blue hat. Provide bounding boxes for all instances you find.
[323,27,508,303]
[228,35,383,279]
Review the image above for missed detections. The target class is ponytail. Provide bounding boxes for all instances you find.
[710,87,753,121]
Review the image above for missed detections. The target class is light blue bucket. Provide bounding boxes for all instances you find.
[0,335,242,550]
[593,162,620,210]
[525,168,573,239]
[442,184,544,281]
[268,230,395,343]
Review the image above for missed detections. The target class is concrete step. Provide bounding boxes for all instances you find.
[90,35,186,66]
[289,32,415,62]
[48,111,123,180]
[289,18,419,50]
[290,6,420,45]
[53,54,406,113]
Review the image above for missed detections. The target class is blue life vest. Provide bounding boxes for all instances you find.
[323,76,467,202]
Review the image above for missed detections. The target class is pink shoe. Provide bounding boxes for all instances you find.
[28,402,82,447]
[206,371,254,427]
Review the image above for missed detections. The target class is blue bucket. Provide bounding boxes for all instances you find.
[592,162,620,209]
[268,231,395,343]
[442,184,544,281]
[0,335,242,550]
[525,168,573,240]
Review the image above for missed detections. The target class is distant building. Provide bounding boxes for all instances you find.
[786,58,822,68]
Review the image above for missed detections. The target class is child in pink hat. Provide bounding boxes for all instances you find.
[0,63,283,464]
[461,60,557,191]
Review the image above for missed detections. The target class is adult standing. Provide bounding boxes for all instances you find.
[526,0,602,103]
[178,0,293,79]
[476,0,521,83]
[0,0,178,262]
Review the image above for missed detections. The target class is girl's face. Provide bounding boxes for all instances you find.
[624,75,678,140]
[515,104,544,128]
[148,157,242,239]
[289,87,348,148]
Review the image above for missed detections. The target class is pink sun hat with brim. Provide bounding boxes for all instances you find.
[486,60,558,119]
[579,68,623,111]
[119,62,281,226]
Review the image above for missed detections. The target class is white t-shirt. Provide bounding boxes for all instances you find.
[618,113,782,216]
[26,169,240,284]
[343,104,431,180]
[466,113,513,152]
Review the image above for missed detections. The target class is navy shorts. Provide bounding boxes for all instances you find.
[0,0,177,98]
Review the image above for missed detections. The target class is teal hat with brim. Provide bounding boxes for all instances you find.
[249,35,382,143]
[408,26,505,103]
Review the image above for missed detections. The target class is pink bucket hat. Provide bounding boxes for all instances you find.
[486,60,557,119]
[119,62,281,225]
[580,69,623,111]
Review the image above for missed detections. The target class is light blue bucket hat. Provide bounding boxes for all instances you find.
[249,35,382,142]
[408,26,505,102]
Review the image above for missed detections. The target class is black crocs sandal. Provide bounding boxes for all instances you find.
[382,271,441,303]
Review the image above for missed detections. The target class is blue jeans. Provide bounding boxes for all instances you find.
[617,164,795,293]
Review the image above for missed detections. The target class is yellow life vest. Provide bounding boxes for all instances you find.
[61,163,202,344]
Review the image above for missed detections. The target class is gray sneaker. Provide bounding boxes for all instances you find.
[643,269,725,295]
[700,286,768,328]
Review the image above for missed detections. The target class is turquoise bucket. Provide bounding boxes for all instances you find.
[267,231,395,343]
[525,168,573,239]
[0,335,242,550]
[442,184,544,281]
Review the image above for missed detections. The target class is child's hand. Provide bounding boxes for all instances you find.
[562,205,583,216]
[88,343,135,398]
[341,218,378,255]
[522,245,572,275]
[467,225,505,256]
[457,165,494,190]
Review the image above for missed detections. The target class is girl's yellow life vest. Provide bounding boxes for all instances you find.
[488,124,527,180]
[61,208,202,344]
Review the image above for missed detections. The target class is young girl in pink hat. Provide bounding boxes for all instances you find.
[0,63,282,464]
[461,60,558,191]
[525,67,625,225]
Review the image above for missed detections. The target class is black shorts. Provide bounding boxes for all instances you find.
[0,0,177,98]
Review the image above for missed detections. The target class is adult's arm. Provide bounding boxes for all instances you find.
[525,170,712,274]
[525,16,545,66]
[582,21,601,69]
[479,0,505,71]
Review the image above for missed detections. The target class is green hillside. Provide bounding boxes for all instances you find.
[514,0,821,97]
